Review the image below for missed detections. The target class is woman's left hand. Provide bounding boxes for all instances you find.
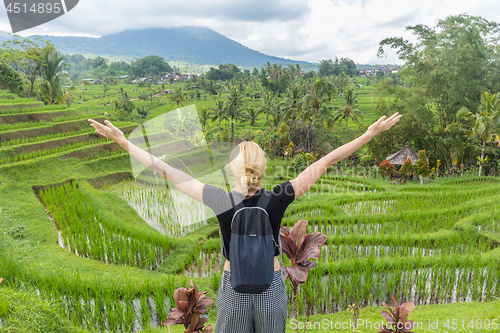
[88,119,126,146]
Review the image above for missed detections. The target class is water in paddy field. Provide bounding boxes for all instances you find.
[342,199,397,215]
[298,266,497,316]
[286,208,336,220]
[183,250,223,277]
[105,180,208,237]
[318,243,472,262]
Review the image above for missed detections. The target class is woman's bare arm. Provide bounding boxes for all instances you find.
[289,112,402,199]
[88,119,205,203]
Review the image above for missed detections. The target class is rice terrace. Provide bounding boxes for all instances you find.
[1,12,500,333]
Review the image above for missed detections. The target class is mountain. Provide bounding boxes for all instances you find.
[2,27,311,68]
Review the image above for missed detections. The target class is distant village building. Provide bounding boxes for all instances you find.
[117,75,128,79]
[385,142,419,166]
[252,94,262,99]
[359,66,399,77]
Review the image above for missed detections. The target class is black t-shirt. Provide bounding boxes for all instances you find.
[202,180,295,260]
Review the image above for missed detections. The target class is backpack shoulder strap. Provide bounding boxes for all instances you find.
[255,189,272,210]
[228,191,244,212]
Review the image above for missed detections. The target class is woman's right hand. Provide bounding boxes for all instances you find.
[365,112,402,139]
[88,119,127,146]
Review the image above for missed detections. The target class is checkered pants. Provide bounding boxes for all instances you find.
[214,269,288,333]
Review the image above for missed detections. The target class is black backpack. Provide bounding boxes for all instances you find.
[219,189,284,293]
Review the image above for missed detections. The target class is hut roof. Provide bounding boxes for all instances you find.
[386,141,419,165]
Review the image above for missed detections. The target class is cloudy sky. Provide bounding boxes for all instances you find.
[1,0,500,64]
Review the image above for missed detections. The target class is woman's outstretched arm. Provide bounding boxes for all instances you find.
[289,112,402,200]
[88,119,205,203]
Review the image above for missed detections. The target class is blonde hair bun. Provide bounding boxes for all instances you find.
[230,142,266,193]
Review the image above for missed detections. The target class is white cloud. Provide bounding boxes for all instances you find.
[1,0,499,64]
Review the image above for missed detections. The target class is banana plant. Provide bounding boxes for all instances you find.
[280,219,327,332]
[162,279,214,333]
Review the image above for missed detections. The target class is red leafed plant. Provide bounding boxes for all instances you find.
[379,160,396,179]
[162,279,214,333]
[280,219,328,332]
[378,295,417,333]
[0,278,3,284]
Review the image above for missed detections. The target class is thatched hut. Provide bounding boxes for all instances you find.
[386,142,419,166]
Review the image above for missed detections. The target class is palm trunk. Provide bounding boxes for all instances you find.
[232,107,235,141]
[479,139,486,177]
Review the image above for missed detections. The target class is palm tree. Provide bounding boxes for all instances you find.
[205,80,218,97]
[442,131,476,166]
[117,87,127,100]
[61,85,75,107]
[265,100,290,128]
[240,106,264,129]
[282,85,303,120]
[287,64,302,83]
[40,47,67,105]
[102,83,109,106]
[445,91,500,176]
[329,86,365,130]
[139,92,149,107]
[169,88,186,108]
[211,99,229,130]
[199,107,210,131]
[260,90,276,122]
[302,78,336,129]
[330,72,351,96]
[199,76,207,90]
[226,86,245,141]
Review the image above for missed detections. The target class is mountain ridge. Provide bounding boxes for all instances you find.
[0,26,313,68]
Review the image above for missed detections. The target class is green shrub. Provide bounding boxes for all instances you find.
[291,152,316,173]
[0,62,26,97]
[416,149,431,177]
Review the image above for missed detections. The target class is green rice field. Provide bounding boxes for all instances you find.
[0,85,499,333]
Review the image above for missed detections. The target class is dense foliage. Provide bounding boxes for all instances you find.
[130,55,173,77]
[318,57,357,77]
[0,61,26,96]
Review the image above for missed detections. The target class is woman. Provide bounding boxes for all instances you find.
[88,111,401,332]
